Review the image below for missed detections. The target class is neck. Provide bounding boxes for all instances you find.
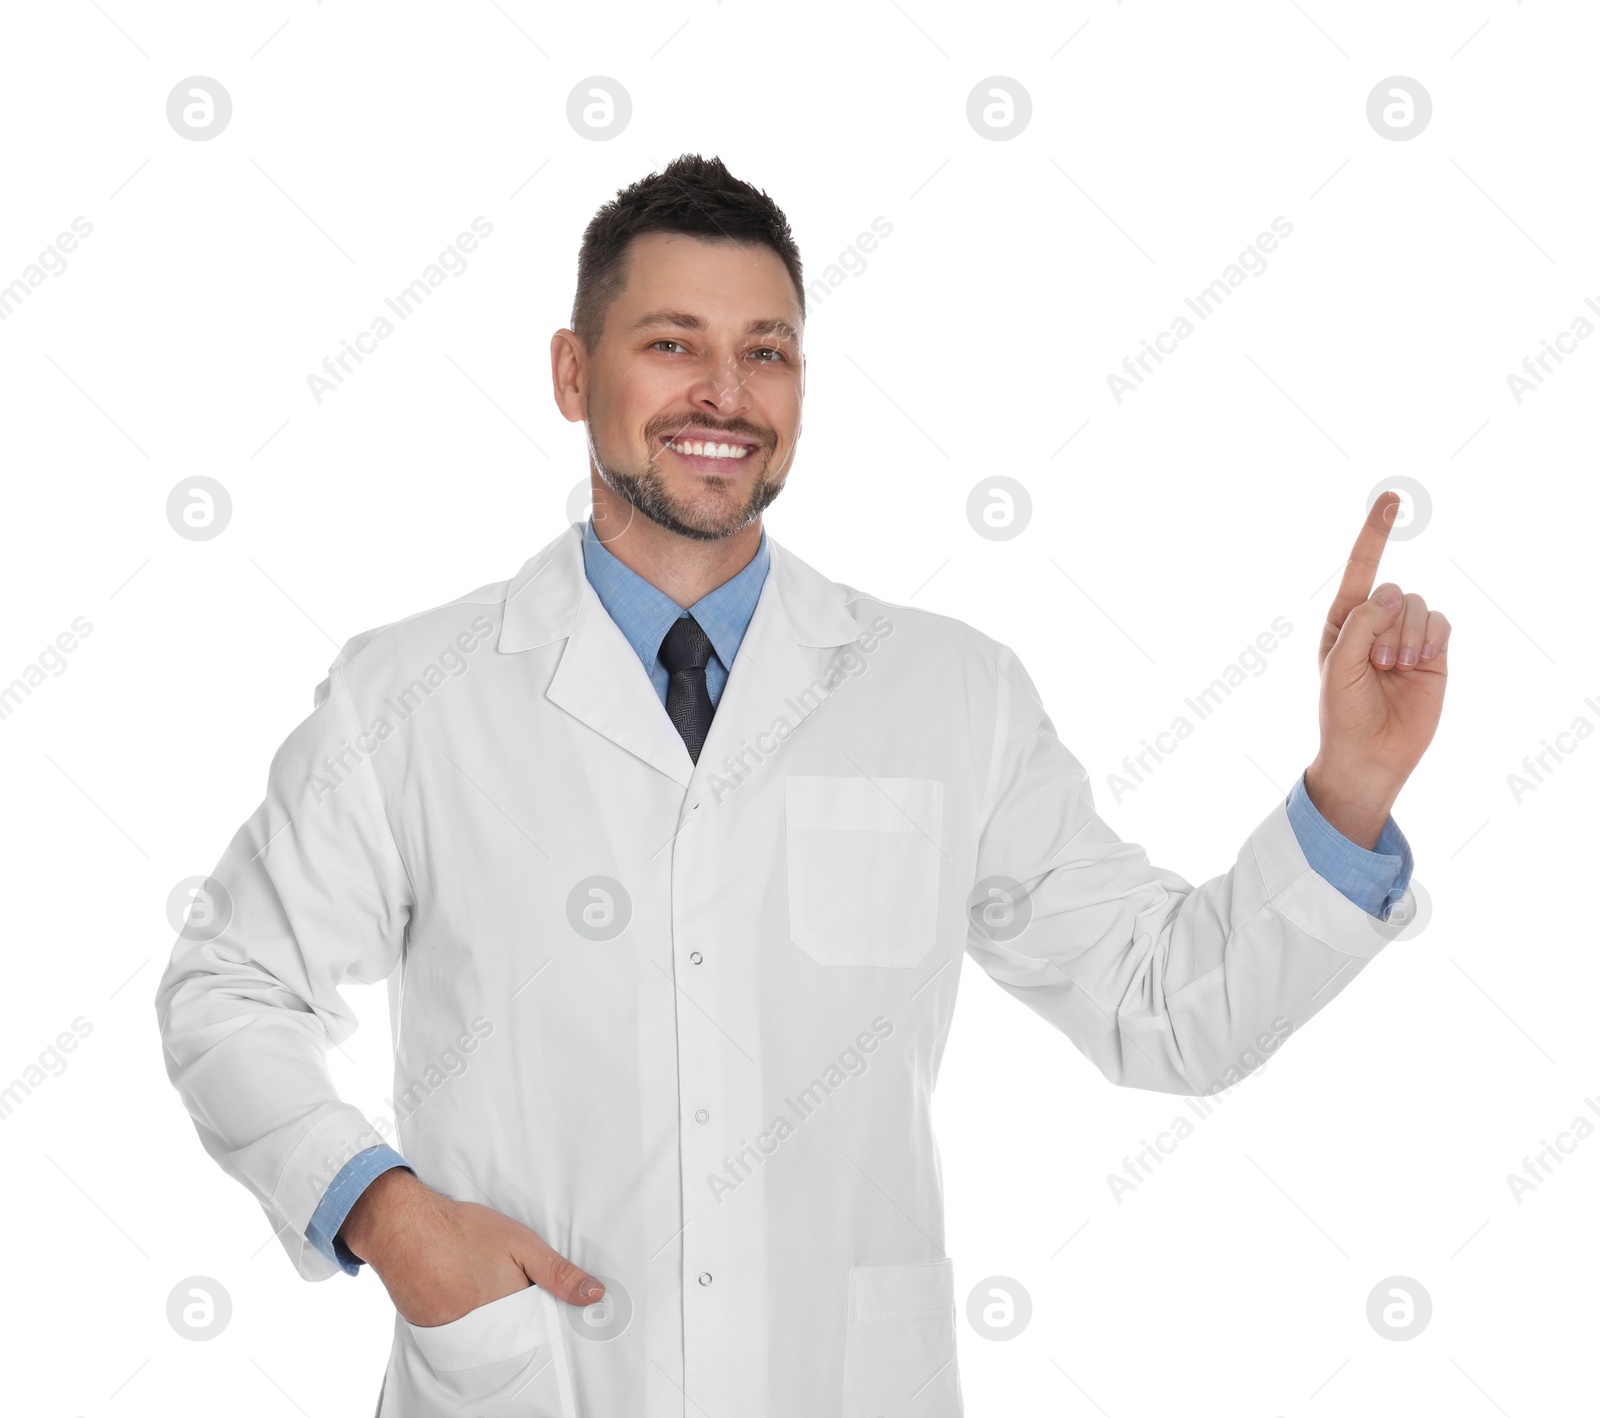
[590,485,762,609]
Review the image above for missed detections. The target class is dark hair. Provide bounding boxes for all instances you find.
[570,153,804,353]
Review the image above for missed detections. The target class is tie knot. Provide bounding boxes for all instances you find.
[659,614,714,675]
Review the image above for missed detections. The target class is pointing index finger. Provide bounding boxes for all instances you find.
[1328,490,1399,626]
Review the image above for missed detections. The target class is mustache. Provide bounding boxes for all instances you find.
[649,417,771,447]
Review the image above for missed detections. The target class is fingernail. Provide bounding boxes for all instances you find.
[1373,646,1395,667]
[578,1278,605,1301]
[1420,641,1437,660]
[1376,588,1400,610]
[1397,647,1417,666]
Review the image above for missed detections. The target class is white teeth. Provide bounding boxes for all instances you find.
[668,439,750,459]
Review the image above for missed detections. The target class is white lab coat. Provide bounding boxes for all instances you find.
[155,520,1402,1417]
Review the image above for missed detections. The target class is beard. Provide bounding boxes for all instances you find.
[586,421,787,543]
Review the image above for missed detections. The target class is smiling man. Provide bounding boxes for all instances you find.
[156,154,1450,1417]
[576,233,796,545]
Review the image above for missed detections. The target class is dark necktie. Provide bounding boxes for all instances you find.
[658,614,716,763]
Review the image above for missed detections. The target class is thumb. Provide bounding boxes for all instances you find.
[513,1225,606,1306]
[1326,583,1402,679]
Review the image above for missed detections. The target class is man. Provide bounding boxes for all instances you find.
[155,153,1449,1417]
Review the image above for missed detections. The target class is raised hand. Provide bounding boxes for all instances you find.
[1304,491,1451,849]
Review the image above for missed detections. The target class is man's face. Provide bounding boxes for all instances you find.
[577,231,804,542]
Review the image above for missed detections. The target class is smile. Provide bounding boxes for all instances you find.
[660,436,754,460]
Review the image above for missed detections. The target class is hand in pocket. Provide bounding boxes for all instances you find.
[339,1168,604,1327]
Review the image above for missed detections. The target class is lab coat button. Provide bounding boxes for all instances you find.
[698,1272,713,1286]
[689,951,703,964]
[695,1109,709,1123]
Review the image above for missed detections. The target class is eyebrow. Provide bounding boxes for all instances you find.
[630,309,800,344]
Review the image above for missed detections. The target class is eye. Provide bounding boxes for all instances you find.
[650,339,688,354]
[750,348,786,363]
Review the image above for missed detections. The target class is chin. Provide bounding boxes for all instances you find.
[601,453,782,541]
[667,487,775,541]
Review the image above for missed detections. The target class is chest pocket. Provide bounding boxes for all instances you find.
[785,775,944,969]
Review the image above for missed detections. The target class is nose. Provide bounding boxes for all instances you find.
[687,352,754,418]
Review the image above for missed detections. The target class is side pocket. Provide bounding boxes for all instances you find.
[841,1258,962,1418]
[388,1284,578,1417]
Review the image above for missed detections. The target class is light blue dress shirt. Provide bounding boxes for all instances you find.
[580,518,772,710]
[305,522,1413,1271]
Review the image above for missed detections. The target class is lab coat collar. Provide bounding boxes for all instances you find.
[498,521,866,790]
[579,518,771,683]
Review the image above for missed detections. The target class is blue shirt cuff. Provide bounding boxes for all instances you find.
[1286,769,1414,920]
[305,1144,412,1275]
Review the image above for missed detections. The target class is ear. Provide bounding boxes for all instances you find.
[550,328,588,422]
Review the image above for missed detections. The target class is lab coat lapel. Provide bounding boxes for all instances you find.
[685,533,865,801]
[498,522,696,789]
[497,523,864,796]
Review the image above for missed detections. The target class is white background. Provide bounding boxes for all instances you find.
[1,1,1594,1414]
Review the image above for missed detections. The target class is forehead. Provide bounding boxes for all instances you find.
[612,231,801,335]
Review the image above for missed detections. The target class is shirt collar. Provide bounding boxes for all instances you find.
[580,517,771,673]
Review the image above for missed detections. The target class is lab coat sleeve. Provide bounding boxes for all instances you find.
[962,643,1397,1097]
[154,654,413,1280]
